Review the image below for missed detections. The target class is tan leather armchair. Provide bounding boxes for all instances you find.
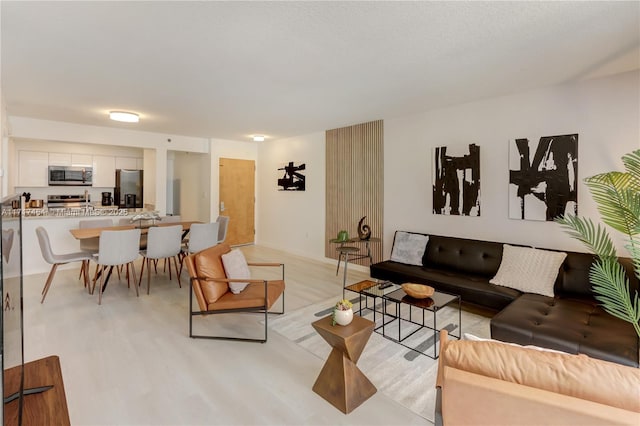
[184,243,285,343]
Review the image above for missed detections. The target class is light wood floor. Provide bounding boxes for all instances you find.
[23,245,429,425]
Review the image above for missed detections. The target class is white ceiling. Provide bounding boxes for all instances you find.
[2,1,639,142]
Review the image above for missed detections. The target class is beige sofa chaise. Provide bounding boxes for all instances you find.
[435,330,640,425]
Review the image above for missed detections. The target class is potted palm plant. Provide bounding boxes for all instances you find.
[556,149,640,338]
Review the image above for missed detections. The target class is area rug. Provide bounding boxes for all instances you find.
[267,295,491,422]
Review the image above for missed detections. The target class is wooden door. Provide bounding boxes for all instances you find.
[219,158,255,246]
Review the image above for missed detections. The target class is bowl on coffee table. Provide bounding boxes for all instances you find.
[401,283,434,299]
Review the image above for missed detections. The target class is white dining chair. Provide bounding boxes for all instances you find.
[138,225,183,294]
[78,218,113,281]
[188,222,219,253]
[216,215,229,243]
[36,227,93,303]
[92,228,141,305]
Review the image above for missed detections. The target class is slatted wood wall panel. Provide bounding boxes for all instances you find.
[325,120,383,266]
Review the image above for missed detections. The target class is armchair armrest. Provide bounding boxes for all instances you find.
[247,262,285,280]
[247,262,282,267]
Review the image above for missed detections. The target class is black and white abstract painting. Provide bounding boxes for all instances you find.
[433,143,480,216]
[509,134,578,221]
[277,161,306,191]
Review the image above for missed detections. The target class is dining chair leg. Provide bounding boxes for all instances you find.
[168,257,173,281]
[130,262,139,297]
[147,258,152,295]
[40,263,59,303]
[82,260,89,290]
[173,256,181,287]
[98,266,105,305]
[138,257,146,287]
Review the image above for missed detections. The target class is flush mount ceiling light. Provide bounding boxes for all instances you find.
[109,111,139,123]
[252,135,265,142]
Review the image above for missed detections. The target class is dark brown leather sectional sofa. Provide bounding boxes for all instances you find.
[370,232,639,367]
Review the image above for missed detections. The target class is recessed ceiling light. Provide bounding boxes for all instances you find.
[252,135,265,142]
[109,111,139,123]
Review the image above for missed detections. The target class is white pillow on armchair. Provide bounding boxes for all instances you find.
[221,249,251,294]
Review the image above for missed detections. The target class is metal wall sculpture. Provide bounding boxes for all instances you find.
[509,134,578,221]
[433,143,481,216]
[277,162,306,191]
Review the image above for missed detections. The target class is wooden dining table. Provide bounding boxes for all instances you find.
[69,220,201,240]
[69,220,202,292]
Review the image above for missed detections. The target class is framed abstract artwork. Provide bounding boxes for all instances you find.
[432,143,480,216]
[509,134,578,221]
[277,161,306,191]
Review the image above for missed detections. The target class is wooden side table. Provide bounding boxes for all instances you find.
[311,315,376,414]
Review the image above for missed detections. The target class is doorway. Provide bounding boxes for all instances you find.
[219,158,255,246]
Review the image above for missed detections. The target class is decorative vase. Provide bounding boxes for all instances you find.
[333,308,354,326]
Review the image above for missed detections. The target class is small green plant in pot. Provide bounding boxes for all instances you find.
[332,299,354,326]
[556,149,640,338]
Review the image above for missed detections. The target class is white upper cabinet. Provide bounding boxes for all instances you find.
[48,152,72,166]
[136,158,144,170]
[48,153,92,167]
[92,155,116,187]
[71,154,93,167]
[18,151,49,187]
[115,156,138,170]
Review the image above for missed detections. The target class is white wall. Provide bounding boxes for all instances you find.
[256,71,639,261]
[384,70,640,257]
[172,151,211,222]
[257,132,326,260]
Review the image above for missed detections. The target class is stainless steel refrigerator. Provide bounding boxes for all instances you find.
[114,169,143,208]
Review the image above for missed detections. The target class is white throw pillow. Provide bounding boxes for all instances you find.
[221,249,251,294]
[490,244,567,297]
[390,232,429,266]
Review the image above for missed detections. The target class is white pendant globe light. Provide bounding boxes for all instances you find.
[109,111,139,123]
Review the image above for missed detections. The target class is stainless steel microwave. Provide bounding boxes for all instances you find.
[48,166,93,186]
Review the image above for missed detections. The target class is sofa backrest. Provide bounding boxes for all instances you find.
[391,232,638,299]
[423,235,503,277]
[437,330,640,413]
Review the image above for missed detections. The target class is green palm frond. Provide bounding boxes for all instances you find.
[622,149,640,183]
[585,172,640,236]
[590,259,640,338]
[555,215,616,258]
[558,149,640,338]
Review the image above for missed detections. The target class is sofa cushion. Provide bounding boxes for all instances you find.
[490,245,566,297]
[490,293,640,367]
[370,260,521,311]
[423,235,503,277]
[221,248,251,294]
[390,231,429,266]
[194,244,231,304]
[440,336,640,413]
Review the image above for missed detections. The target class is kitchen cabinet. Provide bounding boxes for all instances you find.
[92,155,116,187]
[48,153,92,167]
[71,154,93,167]
[18,151,49,187]
[115,156,141,170]
[48,153,72,166]
[136,158,144,170]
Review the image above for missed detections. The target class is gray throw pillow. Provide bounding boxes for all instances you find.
[390,232,429,266]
